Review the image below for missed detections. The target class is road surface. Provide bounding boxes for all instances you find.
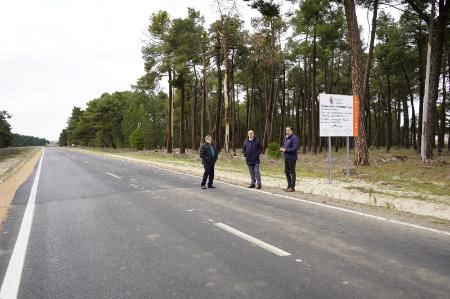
[1,148,449,298]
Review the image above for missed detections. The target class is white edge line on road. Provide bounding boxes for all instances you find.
[138,163,450,237]
[0,149,45,299]
[106,172,121,179]
[76,150,450,237]
[214,222,291,257]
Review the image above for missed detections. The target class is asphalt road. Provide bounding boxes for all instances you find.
[1,148,449,298]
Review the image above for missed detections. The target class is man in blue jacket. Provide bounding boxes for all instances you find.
[280,126,299,192]
[242,130,263,189]
[200,135,218,189]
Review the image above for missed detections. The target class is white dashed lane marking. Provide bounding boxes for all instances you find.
[106,172,121,179]
[214,222,292,257]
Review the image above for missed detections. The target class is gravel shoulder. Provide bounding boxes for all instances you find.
[0,147,42,228]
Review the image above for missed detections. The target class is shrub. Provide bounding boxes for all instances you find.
[130,127,145,150]
[267,142,281,159]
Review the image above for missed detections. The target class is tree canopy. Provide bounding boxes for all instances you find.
[59,0,450,161]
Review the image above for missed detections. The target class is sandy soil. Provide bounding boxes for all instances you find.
[0,148,42,228]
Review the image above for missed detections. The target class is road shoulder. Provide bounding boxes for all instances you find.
[0,148,42,228]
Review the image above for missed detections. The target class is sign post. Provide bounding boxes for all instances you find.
[328,136,332,184]
[319,94,359,184]
[346,136,349,182]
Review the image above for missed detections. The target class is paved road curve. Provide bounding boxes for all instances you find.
[1,148,449,298]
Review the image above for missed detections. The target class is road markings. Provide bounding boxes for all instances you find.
[111,160,449,237]
[231,186,450,237]
[82,161,92,164]
[147,166,450,237]
[214,222,291,257]
[0,149,45,299]
[106,172,121,179]
[79,150,450,237]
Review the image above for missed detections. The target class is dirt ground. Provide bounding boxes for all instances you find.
[0,147,42,228]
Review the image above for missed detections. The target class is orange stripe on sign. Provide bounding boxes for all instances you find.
[353,95,359,137]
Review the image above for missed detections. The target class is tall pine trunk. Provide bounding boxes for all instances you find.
[307,59,312,153]
[311,27,318,154]
[362,0,378,148]
[262,62,276,150]
[401,61,417,150]
[223,38,230,154]
[402,95,410,148]
[410,0,449,159]
[246,83,251,131]
[180,81,186,154]
[387,72,393,152]
[231,52,237,156]
[167,69,174,153]
[396,98,401,148]
[280,61,286,146]
[417,26,425,153]
[447,50,450,151]
[191,68,198,151]
[201,57,209,146]
[343,0,369,165]
[214,34,223,151]
[438,63,447,152]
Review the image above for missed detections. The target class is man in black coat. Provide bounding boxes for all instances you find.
[242,130,263,189]
[280,126,300,192]
[200,135,218,189]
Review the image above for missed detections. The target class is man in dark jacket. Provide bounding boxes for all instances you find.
[242,130,263,189]
[280,126,299,192]
[200,135,218,189]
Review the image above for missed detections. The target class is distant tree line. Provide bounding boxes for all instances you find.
[59,0,450,164]
[11,134,49,147]
[0,111,13,148]
[58,91,167,149]
[0,110,49,148]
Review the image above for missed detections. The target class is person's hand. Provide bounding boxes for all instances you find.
[280,147,285,152]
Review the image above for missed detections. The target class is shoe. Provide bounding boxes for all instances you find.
[283,187,290,192]
[248,184,255,188]
[201,185,207,189]
[286,188,295,192]
[208,185,216,189]
[257,185,262,189]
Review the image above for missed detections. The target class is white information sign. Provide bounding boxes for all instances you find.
[319,93,359,137]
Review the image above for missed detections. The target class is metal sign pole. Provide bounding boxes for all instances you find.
[346,136,350,182]
[328,136,332,184]
[319,93,355,185]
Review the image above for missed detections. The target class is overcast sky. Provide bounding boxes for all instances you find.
[1,0,377,141]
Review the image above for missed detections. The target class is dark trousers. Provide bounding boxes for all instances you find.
[201,161,215,186]
[247,163,261,185]
[285,159,296,188]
